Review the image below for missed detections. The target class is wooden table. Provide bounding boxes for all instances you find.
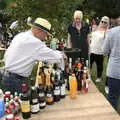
[20,81,120,120]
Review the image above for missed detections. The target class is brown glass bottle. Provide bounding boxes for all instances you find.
[76,63,82,91]
[45,71,54,105]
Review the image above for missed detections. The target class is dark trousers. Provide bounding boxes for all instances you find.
[108,77,120,110]
[90,53,104,78]
[2,72,27,94]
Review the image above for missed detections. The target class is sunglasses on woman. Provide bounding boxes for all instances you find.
[101,21,108,24]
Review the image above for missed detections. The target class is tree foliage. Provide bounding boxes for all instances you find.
[83,0,120,17]
[2,0,120,38]
[4,0,90,38]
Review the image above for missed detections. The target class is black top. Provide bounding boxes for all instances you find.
[68,22,90,59]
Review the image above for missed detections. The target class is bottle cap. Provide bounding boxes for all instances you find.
[21,84,28,92]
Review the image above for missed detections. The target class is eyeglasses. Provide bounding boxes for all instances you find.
[101,21,108,24]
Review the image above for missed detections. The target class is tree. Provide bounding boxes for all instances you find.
[83,0,120,18]
[4,0,88,38]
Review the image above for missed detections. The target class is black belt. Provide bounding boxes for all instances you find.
[5,71,27,79]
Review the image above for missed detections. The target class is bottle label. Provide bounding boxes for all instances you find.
[31,104,39,113]
[39,93,44,97]
[54,89,60,95]
[47,94,52,98]
[32,99,38,103]
[21,101,30,112]
[61,84,66,95]
[40,102,46,107]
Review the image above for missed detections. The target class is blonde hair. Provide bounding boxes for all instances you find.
[73,10,83,20]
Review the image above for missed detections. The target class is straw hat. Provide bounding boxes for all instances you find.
[73,10,83,20]
[33,18,52,35]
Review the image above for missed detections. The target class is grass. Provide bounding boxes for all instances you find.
[90,56,107,96]
[90,56,120,114]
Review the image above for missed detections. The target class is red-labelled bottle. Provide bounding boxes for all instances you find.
[8,99,15,114]
[4,91,11,101]
[5,102,12,114]
[14,92,20,114]
[81,70,89,93]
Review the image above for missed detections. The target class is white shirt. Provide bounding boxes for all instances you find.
[4,30,64,77]
[90,30,105,54]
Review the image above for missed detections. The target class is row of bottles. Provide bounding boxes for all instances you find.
[67,57,91,99]
[0,58,91,119]
[20,62,67,119]
[35,62,66,102]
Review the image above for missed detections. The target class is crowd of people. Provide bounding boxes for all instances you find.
[67,10,120,112]
[0,9,120,112]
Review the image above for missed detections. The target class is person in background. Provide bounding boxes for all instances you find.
[2,17,65,94]
[103,15,120,111]
[91,17,100,32]
[105,15,120,94]
[90,16,110,82]
[67,10,90,64]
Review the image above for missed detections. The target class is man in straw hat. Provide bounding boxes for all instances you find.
[67,10,90,65]
[2,17,65,93]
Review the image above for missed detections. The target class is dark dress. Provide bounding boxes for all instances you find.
[68,22,90,60]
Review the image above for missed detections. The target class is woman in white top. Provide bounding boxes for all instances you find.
[90,16,109,82]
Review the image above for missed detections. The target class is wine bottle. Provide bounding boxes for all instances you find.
[45,69,54,105]
[30,86,39,114]
[60,71,66,98]
[37,84,46,109]
[53,72,61,102]
[81,70,89,93]
[20,84,31,119]
[76,63,82,91]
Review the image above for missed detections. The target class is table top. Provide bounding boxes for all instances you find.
[20,81,120,120]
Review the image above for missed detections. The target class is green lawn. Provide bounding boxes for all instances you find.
[90,56,108,96]
[90,56,120,114]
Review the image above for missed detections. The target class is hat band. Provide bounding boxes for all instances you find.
[34,23,50,33]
